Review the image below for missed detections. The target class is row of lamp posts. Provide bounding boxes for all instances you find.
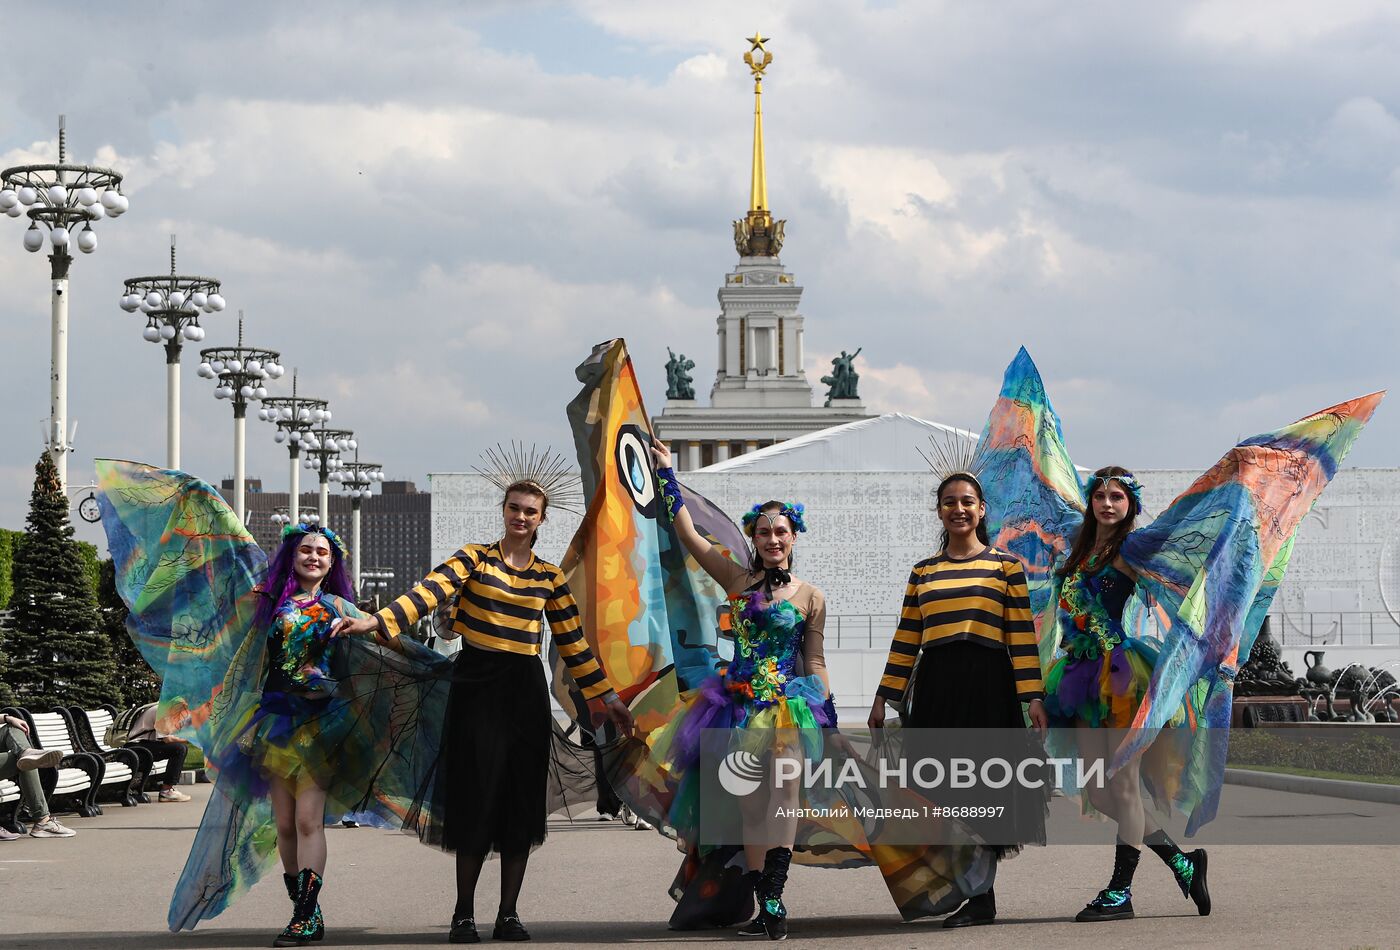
[1,118,385,592]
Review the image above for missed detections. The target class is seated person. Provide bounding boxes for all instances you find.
[124,703,192,803]
[0,715,76,838]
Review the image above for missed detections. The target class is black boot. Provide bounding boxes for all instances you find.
[1145,831,1211,916]
[737,847,791,940]
[943,888,996,928]
[1076,844,1138,922]
[273,868,324,946]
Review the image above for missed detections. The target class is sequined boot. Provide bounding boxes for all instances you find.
[737,847,791,940]
[1145,831,1211,917]
[273,868,324,946]
[283,871,324,936]
[1076,844,1138,922]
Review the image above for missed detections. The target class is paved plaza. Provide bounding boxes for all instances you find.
[3,783,1398,949]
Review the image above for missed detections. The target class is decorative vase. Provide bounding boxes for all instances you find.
[1303,650,1332,687]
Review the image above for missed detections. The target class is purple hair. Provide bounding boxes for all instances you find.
[254,529,357,630]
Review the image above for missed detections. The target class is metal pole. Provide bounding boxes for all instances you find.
[50,272,69,490]
[233,406,246,522]
[318,468,329,527]
[352,498,362,593]
[166,353,181,469]
[289,445,300,516]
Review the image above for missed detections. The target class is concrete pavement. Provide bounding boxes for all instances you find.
[2,784,1397,949]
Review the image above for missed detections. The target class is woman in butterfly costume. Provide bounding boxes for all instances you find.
[97,460,450,942]
[973,348,1381,923]
[648,440,832,941]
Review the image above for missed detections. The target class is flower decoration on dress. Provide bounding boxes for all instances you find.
[280,522,348,558]
[742,501,807,536]
[1084,471,1144,515]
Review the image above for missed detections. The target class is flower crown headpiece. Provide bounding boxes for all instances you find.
[472,441,583,514]
[742,502,808,536]
[281,522,348,558]
[1085,471,1144,514]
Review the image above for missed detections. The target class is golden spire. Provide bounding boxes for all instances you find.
[745,31,771,215]
[733,33,786,258]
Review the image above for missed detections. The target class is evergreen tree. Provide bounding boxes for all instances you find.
[2,453,121,709]
[99,558,160,706]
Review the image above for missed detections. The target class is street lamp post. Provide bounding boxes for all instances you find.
[258,372,329,520]
[198,314,281,522]
[358,567,396,611]
[2,116,128,491]
[302,425,354,527]
[337,450,384,592]
[120,235,233,469]
[270,506,320,528]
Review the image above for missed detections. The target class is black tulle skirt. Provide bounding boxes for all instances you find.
[906,640,1050,855]
[402,641,628,857]
[412,644,553,856]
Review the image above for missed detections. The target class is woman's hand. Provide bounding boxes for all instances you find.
[331,616,381,640]
[1027,698,1048,734]
[867,696,886,730]
[594,696,635,737]
[649,441,672,471]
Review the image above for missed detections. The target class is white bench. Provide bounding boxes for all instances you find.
[28,710,125,815]
[1,708,99,819]
[70,706,153,800]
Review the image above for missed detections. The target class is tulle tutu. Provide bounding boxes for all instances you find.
[1044,636,1157,728]
[648,671,831,844]
[231,691,357,793]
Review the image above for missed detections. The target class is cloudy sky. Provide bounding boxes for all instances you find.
[2,1,1398,546]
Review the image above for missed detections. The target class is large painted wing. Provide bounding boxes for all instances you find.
[976,347,1085,653]
[1118,391,1383,831]
[558,339,741,734]
[96,459,266,748]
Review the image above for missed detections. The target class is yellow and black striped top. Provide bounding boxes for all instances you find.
[877,547,1043,705]
[375,542,617,703]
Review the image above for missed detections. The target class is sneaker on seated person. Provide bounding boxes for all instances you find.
[0,825,19,841]
[29,816,76,838]
[16,748,62,771]
[158,787,192,803]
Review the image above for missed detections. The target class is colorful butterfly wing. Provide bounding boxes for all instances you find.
[1119,391,1383,831]
[976,347,1085,651]
[96,459,266,746]
[559,339,736,734]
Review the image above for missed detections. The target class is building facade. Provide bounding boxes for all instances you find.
[220,477,432,599]
[651,36,873,471]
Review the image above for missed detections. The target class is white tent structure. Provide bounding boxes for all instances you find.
[699,412,975,474]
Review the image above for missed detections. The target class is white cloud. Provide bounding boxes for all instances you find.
[1,0,1398,550]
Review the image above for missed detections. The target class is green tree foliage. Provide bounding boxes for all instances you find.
[0,528,21,609]
[1,453,121,709]
[0,529,17,705]
[99,559,160,705]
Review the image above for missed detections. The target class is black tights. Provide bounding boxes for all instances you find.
[453,848,529,922]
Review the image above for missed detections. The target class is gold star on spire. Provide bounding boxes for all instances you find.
[744,31,772,80]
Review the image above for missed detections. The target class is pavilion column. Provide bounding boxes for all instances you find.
[687,440,702,471]
[715,441,731,462]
